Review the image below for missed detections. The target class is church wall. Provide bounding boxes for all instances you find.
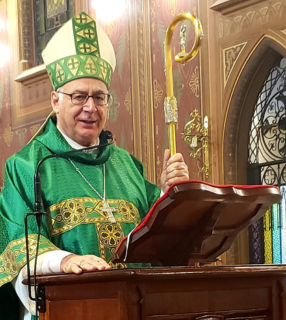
[94,0,202,184]
[0,0,20,186]
[203,0,286,264]
[0,0,54,187]
[149,0,202,185]
[0,0,202,188]
[2,0,285,265]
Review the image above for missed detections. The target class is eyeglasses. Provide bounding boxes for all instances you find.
[58,91,112,106]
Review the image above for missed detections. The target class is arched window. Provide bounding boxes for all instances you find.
[248,57,286,264]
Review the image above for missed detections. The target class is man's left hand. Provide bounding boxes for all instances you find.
[160,149,189,194]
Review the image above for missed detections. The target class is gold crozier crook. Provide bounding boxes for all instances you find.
[164,12,203,156]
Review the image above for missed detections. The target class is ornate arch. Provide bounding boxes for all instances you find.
[221,34,286,264]
[223,35,286,186]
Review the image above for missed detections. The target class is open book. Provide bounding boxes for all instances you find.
[113,181,281,265]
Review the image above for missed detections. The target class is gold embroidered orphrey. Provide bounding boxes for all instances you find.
[48,197,141,268]
[0,235,58,286]
[68,159,117,223]
[49,198,140,235]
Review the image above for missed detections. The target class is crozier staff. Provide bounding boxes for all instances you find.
[0,11,189,319]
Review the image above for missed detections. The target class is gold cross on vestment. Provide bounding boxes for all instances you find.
[102,201,117,223]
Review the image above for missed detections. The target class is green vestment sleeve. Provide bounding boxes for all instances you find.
[0,117,161,290]
[0,156,59,287]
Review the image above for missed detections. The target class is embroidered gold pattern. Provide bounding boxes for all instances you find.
[61,200,87,226]
[96,223,128,268]
[0,235,58,286]
[119,201,137,221]
[109,248,126,269]
[49,197,140,268]
[49,198,140,234]
[1,250,18,275]
[98,223,124,248]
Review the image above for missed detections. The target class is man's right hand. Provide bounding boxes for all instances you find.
[60,254,112,274]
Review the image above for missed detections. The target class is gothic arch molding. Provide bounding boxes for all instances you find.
[221,34,286,264]
[223,35,286,185]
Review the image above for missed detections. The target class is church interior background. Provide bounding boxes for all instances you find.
[1,0,286,266]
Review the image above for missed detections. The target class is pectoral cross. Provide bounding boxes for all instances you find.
[102,201,117,223]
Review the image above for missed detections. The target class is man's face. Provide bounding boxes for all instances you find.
[52,78,109,146]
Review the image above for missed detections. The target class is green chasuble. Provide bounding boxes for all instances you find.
[0,116,161,315]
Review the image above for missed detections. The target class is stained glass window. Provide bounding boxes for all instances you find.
[272,203,281,263]
[248,58,286,264]
[281,187,286,263]
[33,0,74,65]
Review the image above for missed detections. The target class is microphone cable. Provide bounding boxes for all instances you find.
[24,130,114,314]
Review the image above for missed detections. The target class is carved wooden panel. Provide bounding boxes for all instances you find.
[198,0,286,264]
[211,0,268,14]
[223,42,246,86]
[36,266,286,320]
[220,0,286,186]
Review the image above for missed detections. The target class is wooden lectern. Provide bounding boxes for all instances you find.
[34,182,286,320]
[36,265,286,320]
[114,181,282,265]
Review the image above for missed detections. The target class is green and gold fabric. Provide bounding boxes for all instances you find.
[0,116,160,287]
[42,11,116,90]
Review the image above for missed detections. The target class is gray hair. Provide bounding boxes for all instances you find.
[57,86,64,102]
